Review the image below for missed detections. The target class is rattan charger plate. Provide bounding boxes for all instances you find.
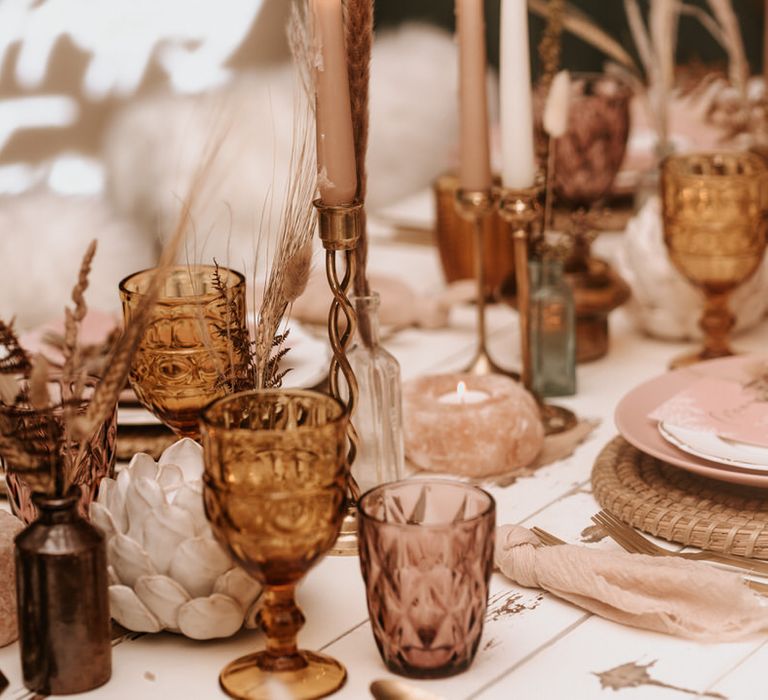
[592,436,768,559]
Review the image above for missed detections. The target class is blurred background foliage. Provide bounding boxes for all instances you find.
[375,0,764,76]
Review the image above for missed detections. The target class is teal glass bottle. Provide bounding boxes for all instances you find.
[529,258,576,397]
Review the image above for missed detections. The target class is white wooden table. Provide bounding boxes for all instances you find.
[3,232,768,700]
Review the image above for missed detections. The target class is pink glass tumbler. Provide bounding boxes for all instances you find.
[358,479,495,678]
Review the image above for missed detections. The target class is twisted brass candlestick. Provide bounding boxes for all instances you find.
[454,188,516,377]
[314,199,363,556]
[498,186,578,436]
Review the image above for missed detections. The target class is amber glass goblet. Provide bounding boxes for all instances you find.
[201,390,349,700]
[358,479,495,679]
[0,374,116,524]
[661,152,768,367]
[119,265,246,439]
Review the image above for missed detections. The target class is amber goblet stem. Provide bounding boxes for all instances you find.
[700,290,735,360]
[454,189,515,377]
[314,199,363,554]
[258,585,306,671]
[498,185,578,436]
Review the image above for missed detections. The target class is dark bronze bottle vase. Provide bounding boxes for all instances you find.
[15,486,111,695]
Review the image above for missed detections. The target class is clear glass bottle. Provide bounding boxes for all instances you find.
[530,258,576,397]
[348,293,405,494]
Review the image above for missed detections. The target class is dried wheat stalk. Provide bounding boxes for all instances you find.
[252,48,316,389]
[61,240,96,400]
[71,137,224,455]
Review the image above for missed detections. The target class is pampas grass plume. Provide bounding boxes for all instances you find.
[543,70,571,138]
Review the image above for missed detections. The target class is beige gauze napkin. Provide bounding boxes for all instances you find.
[495,525,768,641]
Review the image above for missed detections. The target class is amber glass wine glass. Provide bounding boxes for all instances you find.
[119,265,245,439]
[661,152,768,367]
[201,389,349,700]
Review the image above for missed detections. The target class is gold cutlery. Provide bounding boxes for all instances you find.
[591,510,768,576]
[531,525,768,595]
[370,679,445,700]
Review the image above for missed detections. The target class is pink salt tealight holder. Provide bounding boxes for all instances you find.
[403,373,544,478]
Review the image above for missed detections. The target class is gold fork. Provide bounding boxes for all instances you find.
[591,510,768,577]
[530,525,768,596]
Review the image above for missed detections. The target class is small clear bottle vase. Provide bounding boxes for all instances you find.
[348,293,405,494]
[530,258,576,398]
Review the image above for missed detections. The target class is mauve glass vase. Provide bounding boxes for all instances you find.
[545,73,631,207]
[358,479,495,679]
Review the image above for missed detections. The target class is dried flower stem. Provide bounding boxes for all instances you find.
[253,29,317,388]
[342,0,374,347]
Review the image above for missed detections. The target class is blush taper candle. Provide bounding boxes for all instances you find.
[313,0,358,205]
[456,0,492,191]
[499,0,536,189]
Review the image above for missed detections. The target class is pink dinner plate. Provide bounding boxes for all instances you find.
[614,354,768,488]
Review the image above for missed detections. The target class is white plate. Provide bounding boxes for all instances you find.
[117,320,329,427]
[658,421,768,472]
[278,320,330,390]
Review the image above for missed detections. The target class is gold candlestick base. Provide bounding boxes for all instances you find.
[454,188,518,378]
[314,199,364,556]
[497,186,578,436]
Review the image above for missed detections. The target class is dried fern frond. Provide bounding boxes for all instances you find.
[0,319,31,375]
[211,259,254,392]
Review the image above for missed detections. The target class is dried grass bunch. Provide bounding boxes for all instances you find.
[208,3,319,392]
[0,142,217,496]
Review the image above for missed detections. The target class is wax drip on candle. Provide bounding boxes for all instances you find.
[438,381,490,405]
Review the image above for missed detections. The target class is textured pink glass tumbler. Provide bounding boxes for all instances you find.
[357,479,495,678]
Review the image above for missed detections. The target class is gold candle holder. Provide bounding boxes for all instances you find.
[497,185,578,435]
[314,199,363,556]
[454,188,515,377]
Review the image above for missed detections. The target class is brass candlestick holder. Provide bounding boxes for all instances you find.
[497,185,578,435]
[454,188,515,376]
[314,199,363,555]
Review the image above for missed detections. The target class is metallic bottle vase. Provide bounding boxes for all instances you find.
[15,486,111,695]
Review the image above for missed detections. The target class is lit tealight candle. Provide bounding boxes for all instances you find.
[403,373,544,478]
[438,380,490,405]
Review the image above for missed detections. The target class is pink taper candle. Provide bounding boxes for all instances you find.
[456,0,492,191]
[312,0,358,205]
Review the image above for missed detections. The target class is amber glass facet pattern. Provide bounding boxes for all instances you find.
[661,152,768,364]
[0,376,117,524]
[358,479,495,679]
[201,390,349,700]
[120,265,246,438]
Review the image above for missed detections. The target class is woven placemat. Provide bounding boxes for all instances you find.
[592,436,768,559]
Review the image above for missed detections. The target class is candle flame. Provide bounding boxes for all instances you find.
[457,381,466,399]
